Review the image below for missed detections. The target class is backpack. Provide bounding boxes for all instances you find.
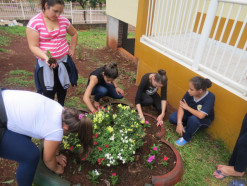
[0,88,7,143]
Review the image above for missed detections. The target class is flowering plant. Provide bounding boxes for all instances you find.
[162,156,169,167]
[88,169,101,185]
[109,173,119,185]
[145,143,162,169]
[62,104,145,167]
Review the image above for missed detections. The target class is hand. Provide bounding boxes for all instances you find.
[93,101,100,109]
[45,57,57,69]
[69,48,75,57]
[56,154,67,167]
[115,87,124,96]
[176,123,185,136]
[55,164,64,174]
[156,114,164,126]
[180,99,189,110]
[139,115,145,123]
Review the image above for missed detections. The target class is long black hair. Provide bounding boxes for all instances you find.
[190,76,212,91]
[41,0,64,11]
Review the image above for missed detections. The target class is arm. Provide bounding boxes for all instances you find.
[136,103,145,121]
[135,74,149,120]
[176,106,185,136]
[66,24,78,57]
[112,80,124,95]
[156,100,167,126]
[43,140,64,174]
[83,75,98,112]
[26,28,49,64]
[180,99,207,119]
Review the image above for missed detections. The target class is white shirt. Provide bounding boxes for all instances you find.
[2,90,63,141]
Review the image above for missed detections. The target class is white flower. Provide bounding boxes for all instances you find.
[133,151,135,154]
[107,164,110,167]
[94,170,99,176]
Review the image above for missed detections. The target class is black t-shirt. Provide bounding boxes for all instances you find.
[87,67,105,86]
[135,73,167,105]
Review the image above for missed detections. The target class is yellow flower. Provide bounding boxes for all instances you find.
[94,124,97,129]
[141,120,145,124]
[107,126,114,133]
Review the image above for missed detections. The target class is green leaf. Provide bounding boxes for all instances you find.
[78,165,82,172]
[0,179,14,184]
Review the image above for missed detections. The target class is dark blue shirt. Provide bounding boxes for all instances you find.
[183,91,215,121]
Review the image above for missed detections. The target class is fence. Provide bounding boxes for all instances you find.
[141,0,247,99]
[0,2,107,24]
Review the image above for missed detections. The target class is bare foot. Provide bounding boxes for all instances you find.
[215,165,245,178]
[93,101,100,108]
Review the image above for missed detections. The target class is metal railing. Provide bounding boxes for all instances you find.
[141,0,247,99]
[0,2,106,24]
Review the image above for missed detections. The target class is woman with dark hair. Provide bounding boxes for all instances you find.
[26,0,78,106]
[169,76,215,146]
[83,62,124,112]
[0,90,93,186]
[135,69,167,126]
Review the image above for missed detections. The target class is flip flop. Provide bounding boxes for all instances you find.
[228,179,246,186]
[214,170,228,180]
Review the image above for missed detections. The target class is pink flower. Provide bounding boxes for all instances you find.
[95,133,98,138]
[101,158,105,161]
[153,147,157,150]
[98,147,102,151]
[145,121,149,124]
[94,141,98,145]
[112,173,117,176]
[81,158,86,161]
[147,155,155,163]
[163,157,168,161]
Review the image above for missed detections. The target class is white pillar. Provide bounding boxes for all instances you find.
[192,0,218,70]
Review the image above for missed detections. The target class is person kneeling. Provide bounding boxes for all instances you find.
[83,62,124,113]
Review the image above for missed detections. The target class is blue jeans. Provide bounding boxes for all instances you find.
[91,83,123,102]
[0,130,40,186]
[169,112,212,142]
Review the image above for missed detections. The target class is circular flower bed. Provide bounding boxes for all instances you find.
[63,104,145,167]
[61,103,183,185]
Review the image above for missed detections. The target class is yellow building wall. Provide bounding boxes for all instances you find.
[106,0,138,27]
[135,0,247,151]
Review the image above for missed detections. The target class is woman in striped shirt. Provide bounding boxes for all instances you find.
[26,0,78,106]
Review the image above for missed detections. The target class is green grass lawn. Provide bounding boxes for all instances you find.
[0,26,246,186]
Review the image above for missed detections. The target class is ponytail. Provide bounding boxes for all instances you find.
[63,108,93,155]
[41,0,64,11]
[190,76,212,91]
[154,69,167,86]
[102,62,118,79]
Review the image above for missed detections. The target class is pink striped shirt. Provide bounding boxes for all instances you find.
[27,13,70,60]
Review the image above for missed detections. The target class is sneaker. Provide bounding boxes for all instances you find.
[175,137,188,146]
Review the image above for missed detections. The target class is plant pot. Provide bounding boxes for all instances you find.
[152,139,184,186]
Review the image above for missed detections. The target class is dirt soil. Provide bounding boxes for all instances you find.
[0,33,175,185]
